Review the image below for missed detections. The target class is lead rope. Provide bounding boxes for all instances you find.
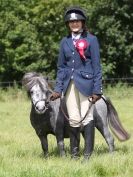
[60,100,93,126]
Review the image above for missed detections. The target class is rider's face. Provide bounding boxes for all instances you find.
[68,20,83,33]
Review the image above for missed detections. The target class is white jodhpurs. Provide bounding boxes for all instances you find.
[65,80,94,127]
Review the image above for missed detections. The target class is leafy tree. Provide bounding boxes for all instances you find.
[0,0,132,82]
[0,0,42,81]
[88,0,133,78]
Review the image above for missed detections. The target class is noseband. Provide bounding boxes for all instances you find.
[33,98,50,113]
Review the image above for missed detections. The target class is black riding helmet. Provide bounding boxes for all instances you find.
[64,6,87,22]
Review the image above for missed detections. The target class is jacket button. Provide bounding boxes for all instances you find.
[72,52,74,55]
[86,75,89,77]
[71,76,73,79]
[72,60,74,63]
[72,68,74,71]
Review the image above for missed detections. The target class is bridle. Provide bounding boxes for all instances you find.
[33,98,50,113]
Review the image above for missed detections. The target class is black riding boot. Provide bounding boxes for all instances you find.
[83,120,95,160]
[70,127,80,159]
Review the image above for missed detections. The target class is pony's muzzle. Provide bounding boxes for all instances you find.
[35,100,48,114]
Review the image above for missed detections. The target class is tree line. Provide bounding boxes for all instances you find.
[0,0,132,82]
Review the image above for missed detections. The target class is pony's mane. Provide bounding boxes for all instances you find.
[22,72,48,91]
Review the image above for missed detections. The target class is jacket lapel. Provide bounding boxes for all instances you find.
[65,36,75,52]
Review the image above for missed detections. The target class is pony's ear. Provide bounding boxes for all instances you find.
[43,76,49,81]
[44,76,55,89]
[47,89,52,96]
[46,76,49,81]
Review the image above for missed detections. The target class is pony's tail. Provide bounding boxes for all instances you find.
[102,96,130,141]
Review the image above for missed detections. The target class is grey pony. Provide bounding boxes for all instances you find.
[22,72,130,157]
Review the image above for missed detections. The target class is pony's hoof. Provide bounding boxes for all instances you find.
[109,148,115,153]
[81,154,91,163]
[71,155,80,160]
[44,153,49,159]
[60,151,66,157]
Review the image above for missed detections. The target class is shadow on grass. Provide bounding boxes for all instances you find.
[31,143,129,159]
[38,146,71,159]
[94,144,129,155]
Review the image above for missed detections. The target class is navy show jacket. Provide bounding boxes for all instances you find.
[54,31,102,97]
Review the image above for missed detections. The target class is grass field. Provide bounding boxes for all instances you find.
[0,85,133,177]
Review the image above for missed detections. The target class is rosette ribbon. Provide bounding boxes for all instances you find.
[75,39,89,60]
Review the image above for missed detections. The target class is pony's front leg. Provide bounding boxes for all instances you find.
[55,117,66,157]
[57,139,65,157]
[38,135,49,157]
[55,131,65,156]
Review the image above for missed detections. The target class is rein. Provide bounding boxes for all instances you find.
[60,100,93,125]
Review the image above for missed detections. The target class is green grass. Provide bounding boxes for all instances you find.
[0,86,133,177]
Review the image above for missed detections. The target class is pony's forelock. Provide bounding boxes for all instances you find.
[22,72,48,91]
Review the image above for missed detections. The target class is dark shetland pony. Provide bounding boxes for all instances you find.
[22,72,130,157]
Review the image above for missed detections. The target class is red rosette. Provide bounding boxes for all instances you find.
[75,39,89,60]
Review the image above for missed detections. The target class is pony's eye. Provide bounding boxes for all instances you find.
[30,91,33,95]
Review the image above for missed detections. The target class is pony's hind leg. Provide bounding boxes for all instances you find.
[94,100,115,153]
[96,121,115,152]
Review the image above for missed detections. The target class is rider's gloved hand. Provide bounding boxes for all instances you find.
[88,94,101,104]
[50,92,61,101]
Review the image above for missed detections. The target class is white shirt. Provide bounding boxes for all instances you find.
[72,33,81,45]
